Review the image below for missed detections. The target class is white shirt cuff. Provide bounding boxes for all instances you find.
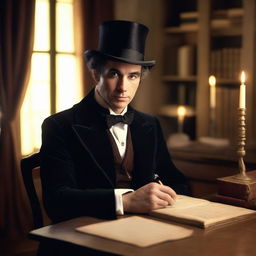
[114,189,134,215]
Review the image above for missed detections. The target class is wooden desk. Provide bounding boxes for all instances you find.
[29,215,256,256]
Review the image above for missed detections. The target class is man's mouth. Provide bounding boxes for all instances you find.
[114,95,128,100]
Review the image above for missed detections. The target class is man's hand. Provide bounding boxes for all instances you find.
[122,182,177,213]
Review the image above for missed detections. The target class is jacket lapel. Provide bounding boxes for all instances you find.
[71,92,115,188]
[72,124,115,187]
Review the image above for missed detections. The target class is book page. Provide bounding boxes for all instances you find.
[167,195,209,209]
[76,216,193,247]
[150,196,256,228]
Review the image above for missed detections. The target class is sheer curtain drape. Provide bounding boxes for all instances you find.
[0,0,35,237]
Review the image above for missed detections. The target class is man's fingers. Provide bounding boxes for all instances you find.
[148,183,176,206]
[158,185,177,200]
[156,190,176,205]
[156,198,169,208]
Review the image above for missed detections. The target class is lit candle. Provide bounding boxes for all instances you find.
[177,105,186,133]
[209,75,216,108]
[239,71,246,108]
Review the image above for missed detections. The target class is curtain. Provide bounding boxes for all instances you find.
[77,0,114,94]
[0,0,35,237]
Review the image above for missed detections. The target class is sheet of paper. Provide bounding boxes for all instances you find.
[76,216,193,247]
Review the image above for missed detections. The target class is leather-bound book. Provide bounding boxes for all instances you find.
[217,171,256,201]
[214,194,256,210]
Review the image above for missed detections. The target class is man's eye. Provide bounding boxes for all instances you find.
[129,74,140,80]
[108,71,119,78]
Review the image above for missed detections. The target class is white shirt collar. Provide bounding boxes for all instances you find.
[109,107,127,116]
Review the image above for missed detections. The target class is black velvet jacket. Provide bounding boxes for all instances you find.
[40,90,190,223]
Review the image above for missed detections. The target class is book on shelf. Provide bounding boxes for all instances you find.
[211,18,230,28]
[180,11,198,26]
[210,47,241,79]
[211,8,243,20]
[211,8,243,27]
[177,45,195,77]
[179,23,198,30]
[180,11,198,20]
[149,195,255,229]
[227,8,243,18]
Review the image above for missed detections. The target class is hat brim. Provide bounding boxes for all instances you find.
[84,50,156,68]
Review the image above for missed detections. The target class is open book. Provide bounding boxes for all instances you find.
[149,195,256,228]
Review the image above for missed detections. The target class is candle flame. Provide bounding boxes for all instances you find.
[241,71,246,84]
[177,105,186,117]
[209,75,216,86]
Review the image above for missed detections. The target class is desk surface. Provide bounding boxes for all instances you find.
[30,215,256,256]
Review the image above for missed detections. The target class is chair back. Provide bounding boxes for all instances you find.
[21,152,44,228]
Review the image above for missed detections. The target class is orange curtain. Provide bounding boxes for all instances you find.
[0,0,35,237]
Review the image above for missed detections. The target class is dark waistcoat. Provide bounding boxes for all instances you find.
[108,128,134,188]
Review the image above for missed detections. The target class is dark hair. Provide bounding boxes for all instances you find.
[86,54,108,74]
[86,54,150,79]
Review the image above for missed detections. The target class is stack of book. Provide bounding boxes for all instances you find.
[227,8,243,25]
[212,9,230,28]
[179,11,198,30]
[211,8,243,28]
[216,170,256,209]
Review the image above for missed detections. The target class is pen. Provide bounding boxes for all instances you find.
[153,173,163,185]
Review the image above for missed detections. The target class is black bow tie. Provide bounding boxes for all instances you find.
[106,111,134,128]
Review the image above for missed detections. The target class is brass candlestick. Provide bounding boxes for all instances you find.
[234,108,251,181]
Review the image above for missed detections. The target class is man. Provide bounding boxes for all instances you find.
[40,20,190,224]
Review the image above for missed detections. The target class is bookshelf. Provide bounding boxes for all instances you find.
[161,0,256,147]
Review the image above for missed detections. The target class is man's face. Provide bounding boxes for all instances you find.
[95,61,142,114]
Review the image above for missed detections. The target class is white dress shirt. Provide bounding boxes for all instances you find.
[109,108,128,158]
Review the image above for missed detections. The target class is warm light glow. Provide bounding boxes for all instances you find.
[56,54,83,112]
[177,106,186,133]
[209,75,216,108]
[34,0,50,51]
[21,54,51,155]
[56,2,74,52]
[20,0,82,155]
[241,71,246,84]
[177,105,186,117]
[239,71,246,109]
[209,75,216,86]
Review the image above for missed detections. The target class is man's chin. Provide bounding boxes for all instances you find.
[111,103,128,113]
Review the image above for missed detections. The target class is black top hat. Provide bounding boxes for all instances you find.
[84,20,156,67]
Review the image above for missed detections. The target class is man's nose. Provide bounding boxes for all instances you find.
[117,76,127,91]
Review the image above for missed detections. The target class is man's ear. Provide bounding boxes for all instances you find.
[91,70,100,83]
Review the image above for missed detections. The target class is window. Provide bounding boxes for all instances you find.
[20,0,83,155]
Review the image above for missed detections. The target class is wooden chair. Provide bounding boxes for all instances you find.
[20,152,44,229]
